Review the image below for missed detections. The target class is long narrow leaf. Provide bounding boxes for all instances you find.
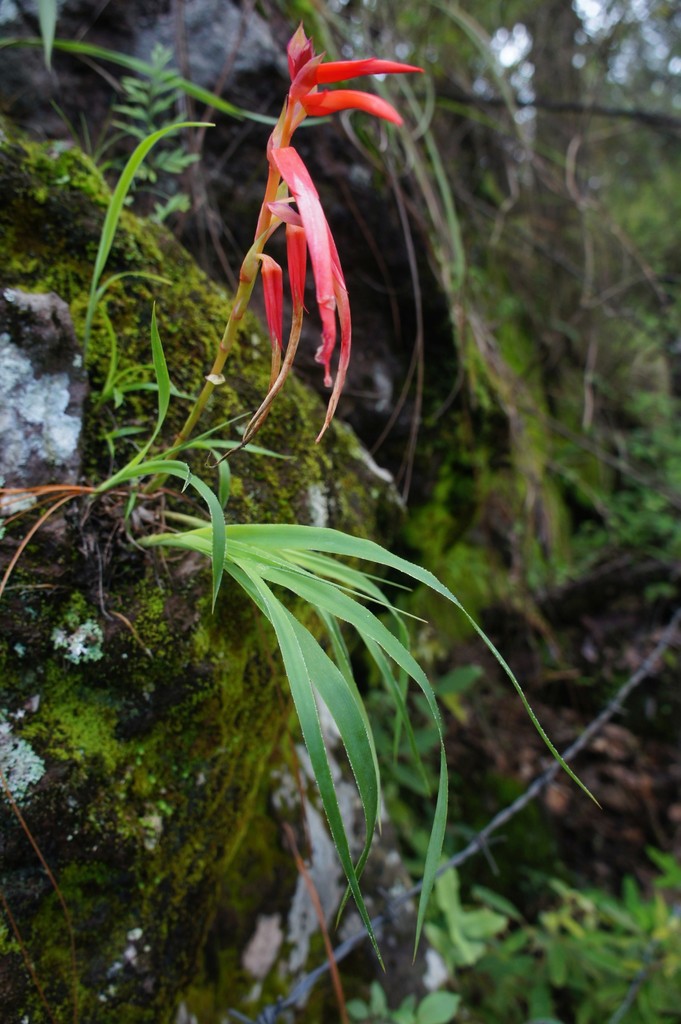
[225,524,593,800]
[229,563,384,962]
[363,636,429,791]
[149,303,170,444]
[37,0,57,69]
[83,120,212,353]
[221,553,449,950]
[96,459,224,606]
[287,615,380,874]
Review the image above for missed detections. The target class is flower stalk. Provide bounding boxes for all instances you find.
[172,24,421,452]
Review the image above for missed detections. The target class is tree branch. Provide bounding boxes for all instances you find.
[443,90,681,132]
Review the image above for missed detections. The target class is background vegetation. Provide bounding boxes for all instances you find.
[2,0,681,1021]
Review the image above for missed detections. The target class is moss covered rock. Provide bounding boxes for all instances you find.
[0,130,397,1023]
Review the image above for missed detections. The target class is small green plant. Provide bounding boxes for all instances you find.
[425,868,510,971]
[457,853,681,1024]
[110,43,200,222]
[348,981,460,1024]
[570,392,681,570]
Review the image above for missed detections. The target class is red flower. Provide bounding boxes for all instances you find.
[271,147,339,377]
[243,27,421,442]
[287,24,422,127]
[178,28,422,451]
[286,223,308,313]
[300,89,406,126]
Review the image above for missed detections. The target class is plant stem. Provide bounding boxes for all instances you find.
[141,99,299,492]
[172,130,290,449]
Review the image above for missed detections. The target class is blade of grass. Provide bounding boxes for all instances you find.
[96,459,224,607]
[37,0,57,70]
[225,524,594,801]
[287,614,380,867]
[228,562,384,963]
[148,303,170,446]
[83,120,212,354]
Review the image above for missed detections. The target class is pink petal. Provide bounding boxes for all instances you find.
[315,58,423,84]
[325,220,347,290]
[317,274,351,442]
[302,89,404,126]
[313,222,347,382]
[267,200,303,227]
[287,24,316,81]
[271,146,337,368]
[257,254,284,350]
[286,223,307,311]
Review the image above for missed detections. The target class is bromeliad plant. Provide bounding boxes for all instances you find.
[174,24,422,451]
[1,24,590,966]
[131,27,589,954]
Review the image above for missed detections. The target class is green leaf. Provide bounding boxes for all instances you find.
[216,457,231,509]
[470,885,521,923]
[225,525,595,802]
[96,459,224,607]
[547,941,568,987]
[346,999,369,1021]
[229,564,383,963]
[148,303,170,445]
[369,981,389,1016]
[364,637,429,791]
[233,561,381,931]
[416,991,461,1024]
[393,1003,418,1024]
[37,0,57,69]
[225,548,449,952]
[83,120,212,354]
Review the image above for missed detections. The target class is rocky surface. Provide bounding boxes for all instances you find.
[0,288,87,505]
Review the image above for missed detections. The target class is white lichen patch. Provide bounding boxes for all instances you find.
[52,619,104,663]
[423,947,450,991]
[0,332,82,514]
[306,483,329,528]
[0,716,46,804]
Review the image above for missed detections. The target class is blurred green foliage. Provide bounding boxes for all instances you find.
[458,852,681,1023]
[347,852,681,1024]
[348,983,460,1024]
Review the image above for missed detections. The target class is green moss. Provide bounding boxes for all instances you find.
[0,555,289,1022]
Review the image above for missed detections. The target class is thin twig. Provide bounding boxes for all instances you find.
[0,887,60,1024]
[282,823,349,1024]
[607,938,659,1024]
[443,90,681,133]
[0,493,81,600]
